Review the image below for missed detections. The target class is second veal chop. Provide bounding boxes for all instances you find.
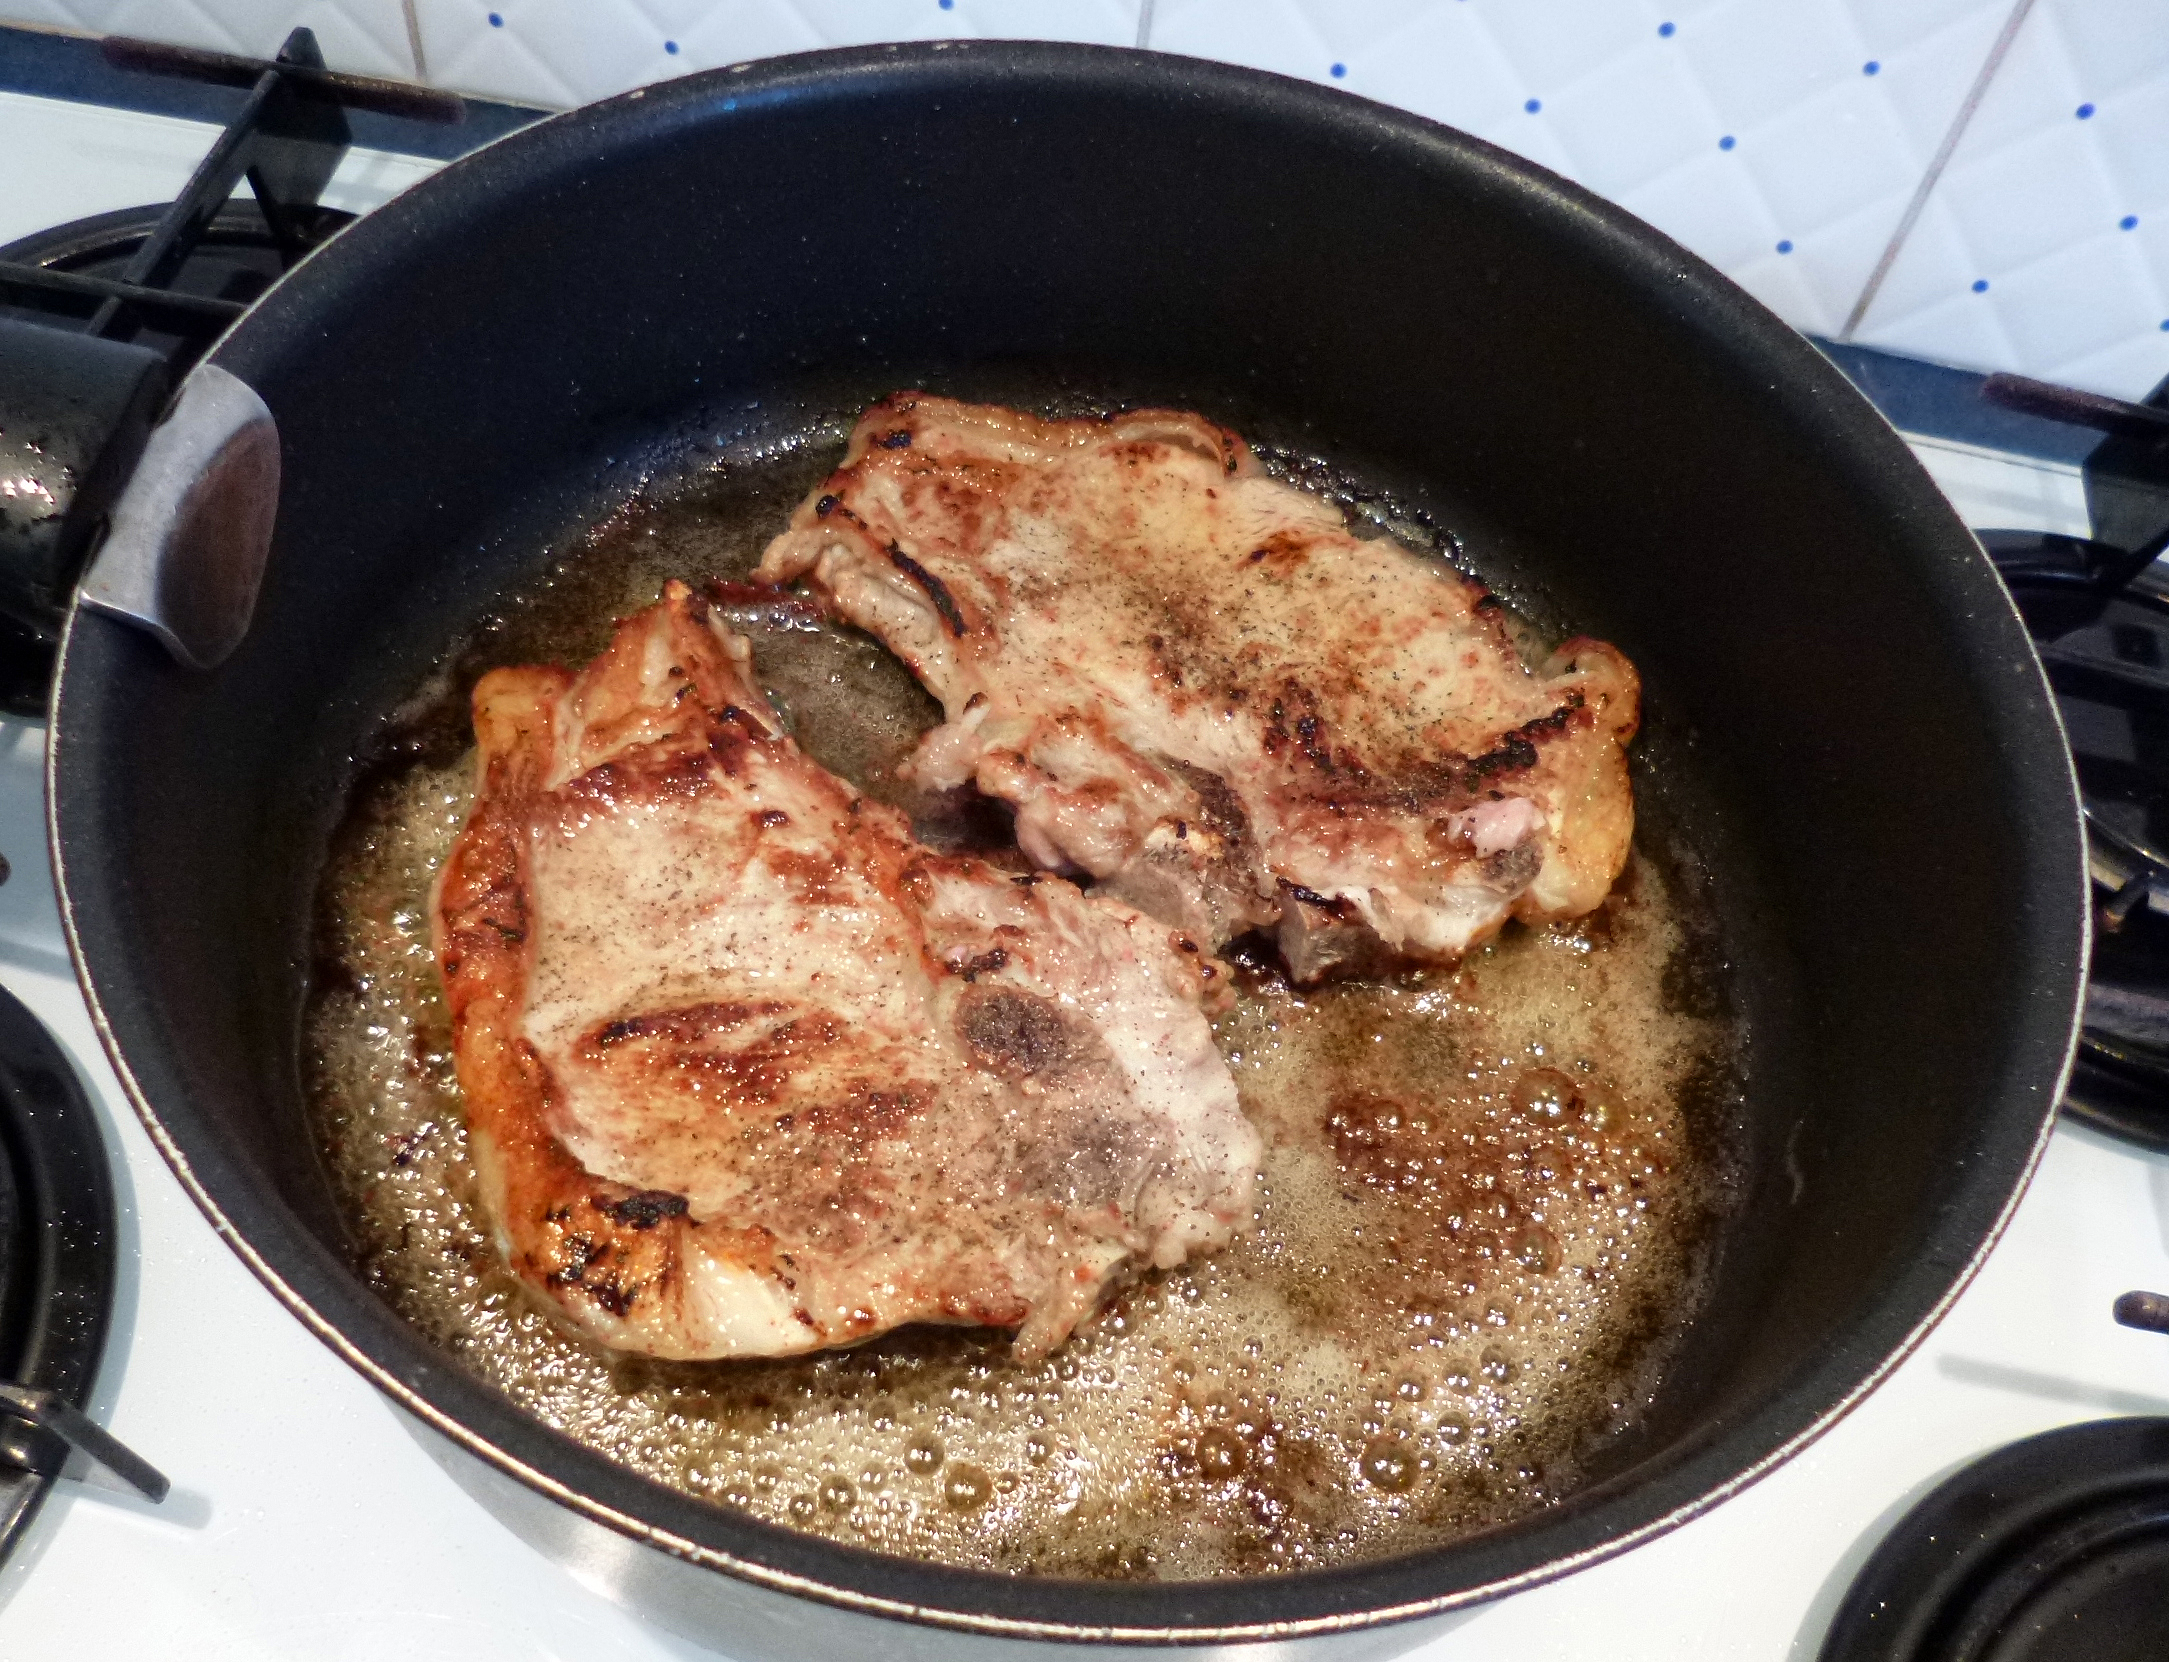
[433,582,1257,1361]
[758,397,1642,980]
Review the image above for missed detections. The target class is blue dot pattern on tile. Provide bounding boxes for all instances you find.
[2078,103,2096,119]
[1863,60,1880,75]
[1776,239,1793,254]
[2124,215,2141,230]
[664,39,678,53]
[1972,279,1989,292]
[1330,63,1346,78]
[1659,21,1675,36]
[1719,134,1735,150]
[1525,97,1541,113]
[487,11,502,24]
[940,0,954,8]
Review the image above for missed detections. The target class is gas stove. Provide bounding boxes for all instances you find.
[3,28,2168,1662]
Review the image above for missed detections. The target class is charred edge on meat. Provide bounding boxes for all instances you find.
[887,543,968,637]
[593,1000,783,1048]
[1279,879,1356,918]
[602,1189,692,1229]
[1262,685,1366,781]
[545,1232,632,1308]
[813,496,872,534]
[1463,692,1587,788]
[1166,759,1256,850]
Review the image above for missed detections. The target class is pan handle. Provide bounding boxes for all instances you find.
[76,364,279,672]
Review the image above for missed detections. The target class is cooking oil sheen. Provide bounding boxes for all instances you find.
[306,437,1740,1580]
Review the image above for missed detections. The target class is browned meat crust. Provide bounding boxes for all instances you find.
[758,396,1640,980]
[434,582,1258,1360]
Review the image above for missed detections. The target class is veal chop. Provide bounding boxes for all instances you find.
[432,581,1258,1360]
[758,397,1641,980]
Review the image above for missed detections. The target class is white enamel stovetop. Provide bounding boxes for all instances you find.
[2,80,2168,1662]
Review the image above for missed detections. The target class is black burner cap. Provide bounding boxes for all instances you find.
[1821,1418,2169,1661]
[0,980,118,1561]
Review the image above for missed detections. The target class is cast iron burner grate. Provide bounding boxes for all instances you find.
[0,28,461,716]
[0,980,165,1563]
[1973,373,2169,1150]
[1818,1294,2169,1659]
[0,22,457,1559]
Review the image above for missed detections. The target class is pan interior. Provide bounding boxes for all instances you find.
[301,408,1751,1579]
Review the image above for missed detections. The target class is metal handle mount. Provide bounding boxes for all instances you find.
[77,363,278,672]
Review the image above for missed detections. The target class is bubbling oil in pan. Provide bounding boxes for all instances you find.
[307,433,1742,1580]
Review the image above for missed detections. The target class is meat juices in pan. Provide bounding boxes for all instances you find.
[308,415,1739,1579]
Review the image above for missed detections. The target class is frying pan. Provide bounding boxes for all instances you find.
[43,42,2085,1660]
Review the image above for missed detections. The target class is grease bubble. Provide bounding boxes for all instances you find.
[1198,1427,1247,1481]
[944,1464,993,1512]
[1512,1068,1578,1119]
[1360,1436,1423,1493]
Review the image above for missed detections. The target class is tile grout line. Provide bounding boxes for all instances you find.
[1838,0,2037,341]
[401,0,428,81]
[1134,0,1155,51]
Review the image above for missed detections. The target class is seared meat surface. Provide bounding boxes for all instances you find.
[758,397,1640,980]
[433,581,1257,1360]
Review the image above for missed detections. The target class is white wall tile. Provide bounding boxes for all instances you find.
[1854,0,2169,397]
[1157,0,2021,355]
[1473,0,1651,92]
[1148,0,1325,83]
[1540,47,1715,200]
[415,0,1138,108]
[1615,147,1769,272]
[786,0,1137,49]
[7,0,2169,398]
[668,0,828,76]
[3,0,413,75]
[1342,8,1523,136]
[418,0,667,104]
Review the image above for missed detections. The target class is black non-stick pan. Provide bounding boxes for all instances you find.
[42,43,2084,1661]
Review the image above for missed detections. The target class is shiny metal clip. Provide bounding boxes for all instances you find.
[78,363,278,671]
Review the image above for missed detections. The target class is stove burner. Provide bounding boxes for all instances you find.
[0,201,352,379]
[1819,1416,2169,1662]
[0,201,352,716]
[0,980,164,1560]
[1975,374,2169,1150]
[0,28,457,718]
[0,30,473,1566]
